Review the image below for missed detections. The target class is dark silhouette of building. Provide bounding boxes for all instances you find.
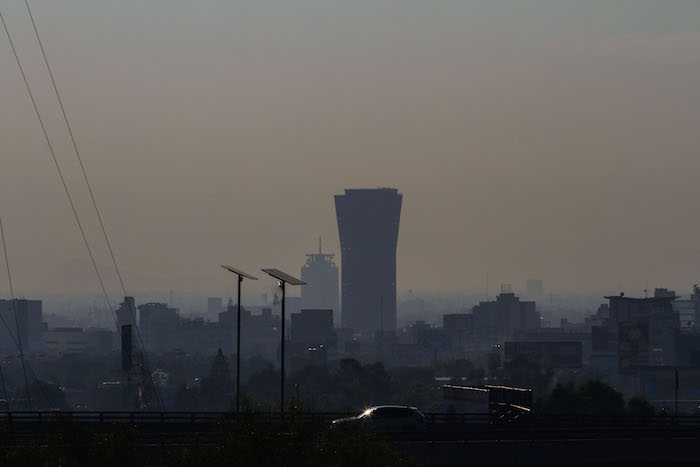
[42,327,86,354]
[178,317,233,355]
[0,299,42,352]
[207,297,223,320]
[210,348,231,384]
[137,302,234,355]
[116,296,136,330]
[85,327,114,354]
[335,188,402,336]
[472,288,540,343]
[504,341,583,368]
[443,313,473,350]
[220,302,281,362]
[443,313,473,331]
[138,303,179,353]
[605,290,679,368]
[693,285,700,328]
[300,238,339,322]
[291,309,334,348]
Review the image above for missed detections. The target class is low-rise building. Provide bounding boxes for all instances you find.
[43,327,86,354]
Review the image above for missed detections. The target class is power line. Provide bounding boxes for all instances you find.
[22,0,128,297]
[0,217,54,409]
[21,0,164,410]
[0,9,114,328]
[0,7,160,409]
[0,217,32,410]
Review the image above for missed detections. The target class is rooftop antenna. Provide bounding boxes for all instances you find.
[645,277,649,298]
[486,272,489,300]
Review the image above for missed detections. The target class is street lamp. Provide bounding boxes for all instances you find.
[261,268,305,414]
[221,265,257,413]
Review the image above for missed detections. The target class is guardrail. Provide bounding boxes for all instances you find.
[0,411,353,425]
[0,411,508,425]
[2,411,700,426]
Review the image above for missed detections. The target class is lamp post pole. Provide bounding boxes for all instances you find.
[220,266,257,414]
[280,281,286,414]
[261,269,305,416]
[236,274,242,413]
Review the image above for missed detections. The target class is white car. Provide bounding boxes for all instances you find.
[332,405,425,431]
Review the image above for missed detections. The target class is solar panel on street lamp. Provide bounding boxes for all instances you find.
[221,265,257,413]
[261,268,305,286]
[221,265,258,280]
[261,268,305,413]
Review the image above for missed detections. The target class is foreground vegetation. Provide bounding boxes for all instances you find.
[0,412,417,467]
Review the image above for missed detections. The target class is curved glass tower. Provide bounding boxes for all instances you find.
[334,188,402,336]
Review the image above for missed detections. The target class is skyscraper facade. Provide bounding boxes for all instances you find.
[300,238,339,322]
[335,188,402,335]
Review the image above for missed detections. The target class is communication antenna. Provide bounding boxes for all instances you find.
[486,272,489,300]
[645,277,649,298]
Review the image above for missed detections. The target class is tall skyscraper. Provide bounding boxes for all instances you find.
[300,238,339,321]
[335,188,402,335]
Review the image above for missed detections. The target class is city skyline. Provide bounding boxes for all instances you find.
[2,2,700,462]
[0,1,698,298]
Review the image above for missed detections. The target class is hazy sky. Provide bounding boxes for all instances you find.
[0,0,699,301]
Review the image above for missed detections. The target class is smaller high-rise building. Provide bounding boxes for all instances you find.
[291,309,334,348]
[606,291,679,368]
[207,297,223,319]
[85,327,114,354]
[301,238,339,323]
[138,303,179,353]
[472,291,540,343]
[0,299,43,352]
[42,327,86,354]
[116,297,136,330]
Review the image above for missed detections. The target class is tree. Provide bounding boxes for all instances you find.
[579,380,625,416]
[539,380,626,416]
[540,382,584,414]
[497,355,554,398]
[627,395,655,417]
[13,380,68,410]
[200,348,233,410]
